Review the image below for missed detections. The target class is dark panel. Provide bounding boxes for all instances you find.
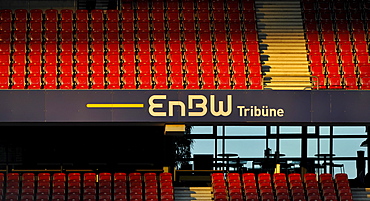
[0,90,368,123]
[330,91,370,123]
[311,91,331,122]
[0,90,45,121]
[45,90,113,122]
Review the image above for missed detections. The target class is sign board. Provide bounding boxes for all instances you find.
[0,90,369,123]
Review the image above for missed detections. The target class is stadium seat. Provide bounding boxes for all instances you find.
[60,9,73,21]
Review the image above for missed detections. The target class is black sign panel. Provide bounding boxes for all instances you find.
[0,90,369,123]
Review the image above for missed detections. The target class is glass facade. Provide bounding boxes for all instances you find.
[188,125,368,179]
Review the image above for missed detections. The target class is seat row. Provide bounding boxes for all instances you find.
[0,0,256,23]
[302,0,370,89]
[212,173,352,201]
[0,172,174,201]
[0,4,263,90]
[0,73,263,89]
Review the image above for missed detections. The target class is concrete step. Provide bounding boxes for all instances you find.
[265,67,310,71]
[256,7,301,12]
[263,62,310,66]
[256,10,301,14]
[257,21,303,28]
[264,59,308,63]
[257,28,303,34]
[262,50,308,54]
[256,0,310,90]
[263,53,308,57]
[255,0,301,3]
[260,38,306,42]
[266,76,312,81]
[257,25,303,30]
[259,35,305,40]
[258,32,304,38]
[265,72,311,77]
[263,66,309,71]
[265,82,312,87]
[351,188,370,201]
[257,18,303,22]
[264,86,312,90]
[256,14,302,19]
[262,58,308,62]
[255,4,301,8]
[263,59,308,62]
[260,43,306,48]
[260,44,306,48]
[174,187,213,201]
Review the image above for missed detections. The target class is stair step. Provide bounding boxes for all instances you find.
[265,72,311,76]
[265,81,312,85]
[260,43,306,48]
[257,21,303,25]
[257,18,303,22]
[256,10,301,13]
[256,7,301,11]
[256,15,302,19]
[258,21,303,24]
[263,66,309,70]
[260,39,306,42]
[263,56,308,60]
[351,188,370,201]
[255,1,301,8]
[265,82,312,86]
[255,0,301,3]
[174,187,213,201]
[256,0,311,90]
[257,26,303,30]
[256,4,300,7]
[259,29,304,33]
[175,187,212,190]
[264,59,308,63]
[262,53,307,56]
[351,188,370,191]
[260,36,305,40]
[264,86,312,90]
[264,62,309,66]
[259,33,305,37]
[267,76,311,81]
[262,51,307,55]
[266,67,310,70]
[174,197,212,200]
[260,43,305,48]
[175,193,212,196]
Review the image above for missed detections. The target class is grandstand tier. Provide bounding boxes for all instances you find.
[0,172,175,201]
[0,0,370,199]
[0,172,355,201]
[211,172,353,201]
[0,0,370,89]
[0,1,263,90]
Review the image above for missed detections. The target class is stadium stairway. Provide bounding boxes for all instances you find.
[174,187,213,200]
[256,0,313,90]
[352,188,370,201]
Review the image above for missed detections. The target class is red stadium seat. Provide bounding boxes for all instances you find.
[138,76,153,89]
[233,76,248,89]
[91,9,104,21]
[0,9,12,22]
[360,77,370,89]
[154,76,168,89]
[249,76,263,89]
[60,9,73,21]
[0,76,9,89]
[44,77,57,89]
